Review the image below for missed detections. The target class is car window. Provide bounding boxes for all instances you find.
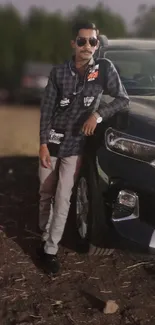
[105,50,155,95]
[105,51,141,78]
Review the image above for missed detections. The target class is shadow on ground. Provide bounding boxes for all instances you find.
[0,157,90,270]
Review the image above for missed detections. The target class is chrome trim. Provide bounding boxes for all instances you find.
[105,127,155,167]
[76,177,89,239]
[112,214,138,222]
[96,157,109,184]
[107,135,155,149]
[149,230,155,248]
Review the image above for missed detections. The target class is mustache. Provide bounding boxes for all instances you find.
[81,50,92,54]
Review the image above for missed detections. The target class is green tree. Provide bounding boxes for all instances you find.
[68,3,127,38]
[24,3,127,65]
[0,5,24,89]
[134,4,155,38]
[0,3,128,89]
[25,7,70,63]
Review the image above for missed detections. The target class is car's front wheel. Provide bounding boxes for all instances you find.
[72,165,114,256]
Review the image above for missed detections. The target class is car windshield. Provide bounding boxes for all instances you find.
[105,50,155,96]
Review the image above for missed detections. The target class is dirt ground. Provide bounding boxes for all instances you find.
[0,106,155,325]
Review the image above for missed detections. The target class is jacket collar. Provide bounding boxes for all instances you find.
[69,55,95,74]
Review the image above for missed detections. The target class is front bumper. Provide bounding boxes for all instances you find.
[111,188,155,253]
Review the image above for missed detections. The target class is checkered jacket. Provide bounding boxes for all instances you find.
[40,57,129,157]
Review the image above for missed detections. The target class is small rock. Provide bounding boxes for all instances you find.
[103,300,119,314]
[52,300,63,307]
[55,300,63,305]
[8,169,13,174]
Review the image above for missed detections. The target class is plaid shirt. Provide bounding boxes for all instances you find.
[40,57,129,157]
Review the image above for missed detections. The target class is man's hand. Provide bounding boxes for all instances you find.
[82,114,97,136]
[39,144,51,168]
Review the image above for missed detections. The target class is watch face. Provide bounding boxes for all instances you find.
[97,117,103,123]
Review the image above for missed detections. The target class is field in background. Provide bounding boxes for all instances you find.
[0,105,40,157]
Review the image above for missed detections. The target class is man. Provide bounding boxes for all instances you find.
[39,21,129,275]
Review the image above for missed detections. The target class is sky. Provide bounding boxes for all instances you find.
[0,0,154,25]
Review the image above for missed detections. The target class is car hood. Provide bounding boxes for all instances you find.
[127,95,155,141]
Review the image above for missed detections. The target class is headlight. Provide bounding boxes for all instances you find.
[106,128,155,164]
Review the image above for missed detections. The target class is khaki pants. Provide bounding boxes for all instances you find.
[39,156,82,255]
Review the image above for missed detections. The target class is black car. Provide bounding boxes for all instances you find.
[69,38,155,257]
[14,61,53,104]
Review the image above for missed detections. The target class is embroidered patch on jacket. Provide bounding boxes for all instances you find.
[87,70,99,81]
[87,64,99,81]
[49,129,64,144]
[60,98,70,107]
[84,96,95,107]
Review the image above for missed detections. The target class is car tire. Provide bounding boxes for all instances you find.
[70,162,114,256]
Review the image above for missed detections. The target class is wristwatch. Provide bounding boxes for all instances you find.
[92,112,103,123]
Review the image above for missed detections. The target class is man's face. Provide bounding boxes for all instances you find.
[71,29,99,61]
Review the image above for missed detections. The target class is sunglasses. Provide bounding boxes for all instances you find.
[76,37,98,47]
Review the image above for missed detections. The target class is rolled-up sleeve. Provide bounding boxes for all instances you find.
[97,60,129,120]
[40,67,58,145]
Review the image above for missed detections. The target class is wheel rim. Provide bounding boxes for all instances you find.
[76,177,89,239]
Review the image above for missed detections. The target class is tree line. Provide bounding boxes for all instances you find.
[0,3,155,90]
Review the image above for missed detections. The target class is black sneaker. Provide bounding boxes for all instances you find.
[44,253,60,275]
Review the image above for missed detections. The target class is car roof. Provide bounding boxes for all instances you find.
[100,37,155,50]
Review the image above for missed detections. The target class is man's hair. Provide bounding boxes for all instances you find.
[72,21,99,39]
